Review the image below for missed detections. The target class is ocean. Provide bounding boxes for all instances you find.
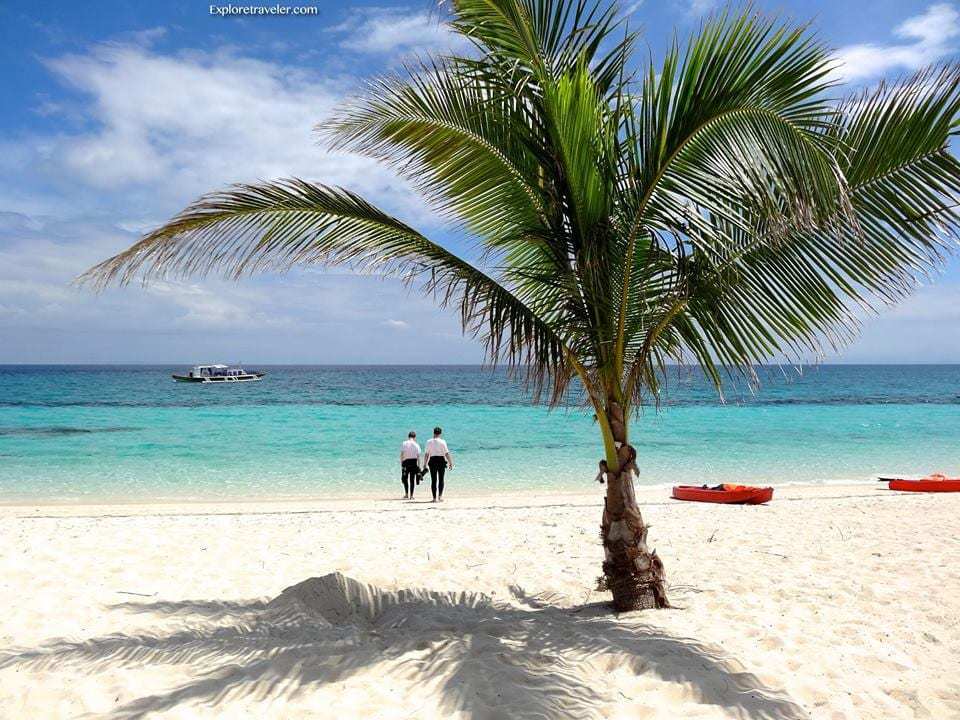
[0,364,957,502]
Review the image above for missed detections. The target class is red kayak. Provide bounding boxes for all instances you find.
[888,474,960,493]
[672,484,774,504]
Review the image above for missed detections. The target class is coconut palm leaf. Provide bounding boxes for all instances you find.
[606,10,849,387]
[623,66,960,402]
[325,60,547,240]
[449,0,631,88]
[79,180,579,399]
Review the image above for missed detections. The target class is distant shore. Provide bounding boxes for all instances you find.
[2,483,957,718]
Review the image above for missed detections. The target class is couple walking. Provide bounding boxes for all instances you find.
[400,427,454,502]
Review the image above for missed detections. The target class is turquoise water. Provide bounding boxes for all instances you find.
[1,365,958,502]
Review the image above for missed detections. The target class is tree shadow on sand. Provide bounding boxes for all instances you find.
[0,574,806,719]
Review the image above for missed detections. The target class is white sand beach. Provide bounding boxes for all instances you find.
[1,483,958,719]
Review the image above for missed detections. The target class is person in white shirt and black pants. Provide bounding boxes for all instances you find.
[424,426,454,502]
[399,431,421,499]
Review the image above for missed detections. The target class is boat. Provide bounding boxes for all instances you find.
[172,364,265,383]
[671,484,774,504]
[888,474,960,493]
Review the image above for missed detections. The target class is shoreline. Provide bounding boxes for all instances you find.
[0,473,912,510]
[0,479,916,516]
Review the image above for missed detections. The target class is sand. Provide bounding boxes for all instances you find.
[1,483,958,719]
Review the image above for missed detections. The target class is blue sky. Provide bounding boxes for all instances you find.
[0,0,958,364]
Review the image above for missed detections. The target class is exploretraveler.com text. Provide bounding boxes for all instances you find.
[209,4,319,16]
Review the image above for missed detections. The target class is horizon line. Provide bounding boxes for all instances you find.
[2,362,960,367]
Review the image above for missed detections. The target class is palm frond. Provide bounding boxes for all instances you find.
[325,60,546,240]
[449,0,631,86]
[624,9,844,235]
[624,66,960,402]
[611,10,847,389]
[79,180,579,402]
[541,61,614,238]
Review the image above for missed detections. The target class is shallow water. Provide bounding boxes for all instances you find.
[1,364,958,501]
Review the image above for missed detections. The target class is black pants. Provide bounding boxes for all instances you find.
[401,459,419,497]
[428,457,447,499]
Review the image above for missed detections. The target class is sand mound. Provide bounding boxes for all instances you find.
[267,572,493,629]
[268,572,384,626]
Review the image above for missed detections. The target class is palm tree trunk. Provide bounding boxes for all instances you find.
[599,401,669,611]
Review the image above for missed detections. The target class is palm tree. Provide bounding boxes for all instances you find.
[82,0,960,611]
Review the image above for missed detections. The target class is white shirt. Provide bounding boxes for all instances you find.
[425,437,449,457]
[401,439,421,460]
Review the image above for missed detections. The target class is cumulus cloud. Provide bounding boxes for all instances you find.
[332,6,467,56]
[0,37,438,231]
[3,16,958,364]
[0,212,284,335]
[0,34,477,363]
[832,3,960,82]
[144,282,295,331]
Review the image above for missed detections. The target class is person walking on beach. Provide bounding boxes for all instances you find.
[424,426,454,502]
[400,431,421,500]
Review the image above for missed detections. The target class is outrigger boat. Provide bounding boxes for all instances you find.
[172,364,265,383]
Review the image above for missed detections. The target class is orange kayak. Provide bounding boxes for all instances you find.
[671,484,774,504]
[888,474,960,493]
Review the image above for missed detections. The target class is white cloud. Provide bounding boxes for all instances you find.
[144,282,295,331]
[832,3,960,83]
[0,211,480,363]
[333,7,466,56]
[384,318,410,329]
[19,40,432,226]
[0,35,484,364]
[687,0,719,17]
[884,282,960,321]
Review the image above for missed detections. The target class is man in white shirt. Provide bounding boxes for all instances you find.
[424,426,454,502]
[399,431,421,499]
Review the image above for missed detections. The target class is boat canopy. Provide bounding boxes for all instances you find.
[191,364,245,376]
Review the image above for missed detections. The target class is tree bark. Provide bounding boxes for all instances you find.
[598,401,669,611]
